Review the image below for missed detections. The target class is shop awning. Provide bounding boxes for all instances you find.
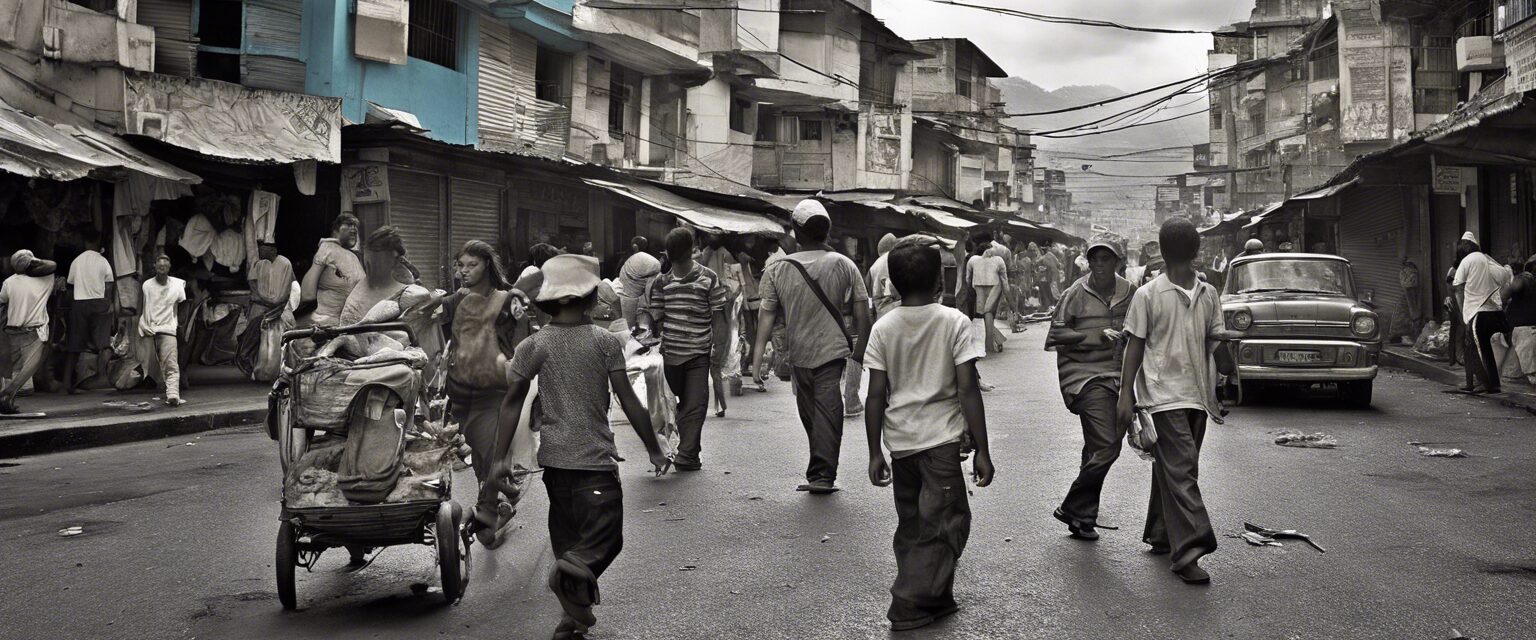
[1242,201,1286,229]
[582,178,786,235]
[862,200,978,230]
[0,97,200,183]
[1289,177,1358,201]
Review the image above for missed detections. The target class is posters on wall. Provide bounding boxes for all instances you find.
[1508,18,1536,94]
[1337,0,1390,144]
[124,72,341,163]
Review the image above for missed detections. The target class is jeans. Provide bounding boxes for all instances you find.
[1466,310,1510,391]
[888,442,969,622]
[664,354,711,465]
[150,334,181,400]
[543,468,624,605]
[1143,409,1217,570]
[1059,380,1125,525]
[791,358,845,483]
[1,328,44,405]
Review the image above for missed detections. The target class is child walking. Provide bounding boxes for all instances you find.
[1116,218,1238,584]
[863,239,995,631]
[490,254,671,640]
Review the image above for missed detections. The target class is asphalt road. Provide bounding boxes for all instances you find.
[2,328,1532,640]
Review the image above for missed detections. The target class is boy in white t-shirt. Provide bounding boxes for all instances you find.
[864,239,995,631]
[140,255,187,406]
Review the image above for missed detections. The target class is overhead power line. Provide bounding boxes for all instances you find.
[922,0,1215,35]
[1037,107,1211,139]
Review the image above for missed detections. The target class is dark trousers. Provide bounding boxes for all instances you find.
[450,381,515,523]
[1466,310,1510,391]
[664,354,711,465]
[543,468,624,603]
[791,358,846,483]
[888,442,970,622]
[1060,380,1125,525]
[1143,409,1217,570]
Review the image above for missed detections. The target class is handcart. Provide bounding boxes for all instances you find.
[266,322,471,610]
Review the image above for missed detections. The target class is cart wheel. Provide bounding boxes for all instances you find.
[276,520,298,610]
[436,502,470,603]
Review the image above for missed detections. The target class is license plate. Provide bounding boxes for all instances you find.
[1276,350,1322,364]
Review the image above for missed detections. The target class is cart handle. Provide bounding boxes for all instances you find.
[282,321,417,346]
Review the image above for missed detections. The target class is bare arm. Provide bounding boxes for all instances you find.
[610,370,670,475]
[850,302,872,363]
[864,369,891,486]
[750,306,777,382]
[300,260,324,303]
[1116,335,1146,428]
[955,359,993,486]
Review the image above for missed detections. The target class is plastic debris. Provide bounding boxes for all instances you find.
[678,565,697,571]
[1240,531,1282,547]
[1274,431,1338,449]
[1244,522,1326,553]
[57,526,83,537]
[166,442,196,448]
[1418,446,1467,458]
[1004,537,1013,542]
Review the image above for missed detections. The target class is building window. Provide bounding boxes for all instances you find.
[195,0,243,82]
[608,64,636,136]
[955,45,974,98]
[755,110,777,142]
[536,46,571,105]
[408,0,458,70]
[729,96,752,134]
[800,119,823,141]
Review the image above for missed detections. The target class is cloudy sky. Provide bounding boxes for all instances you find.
[872,0,1246,91]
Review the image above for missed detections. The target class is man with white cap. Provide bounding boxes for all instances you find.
[1044,234,1135,541]
[751,199,872,494]
[0,250,58,414]
[1453,231,1512,394]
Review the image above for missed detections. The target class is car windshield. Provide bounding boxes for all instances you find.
[1228,259,1352,296]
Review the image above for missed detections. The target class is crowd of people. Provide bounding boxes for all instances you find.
[2,201,1248,636]
[1444,231,1536,394]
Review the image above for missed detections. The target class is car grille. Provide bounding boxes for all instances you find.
[1247,322,1355,339]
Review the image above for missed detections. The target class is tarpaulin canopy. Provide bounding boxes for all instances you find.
[0,96,200,183]
[1289,177,1359,201]
[582,178,786,235]
[860,200,978,230]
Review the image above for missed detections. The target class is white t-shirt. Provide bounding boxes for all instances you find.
[863,303,977,456]
[67,249,113,301]
[0,274,54,340]
[1123,274,1224,421]
[1454,252,1513,324]
[139,276,187,337]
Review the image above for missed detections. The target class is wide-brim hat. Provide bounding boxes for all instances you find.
[535,254,601,302]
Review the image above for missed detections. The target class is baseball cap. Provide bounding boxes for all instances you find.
[1085,233,1124,260]
[792,199,829,226]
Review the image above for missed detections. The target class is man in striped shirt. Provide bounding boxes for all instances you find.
[640,228,729,471]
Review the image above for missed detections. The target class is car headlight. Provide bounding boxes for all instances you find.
[1352,314,1377,337]
[1230,309,1252,331]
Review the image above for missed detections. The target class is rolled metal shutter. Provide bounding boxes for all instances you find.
[1338,186,1406,327]
[389,169,446,289]
[449,179,503,253]
[244,0,305,93]
[478,22,522,150]
[137,0,195,76]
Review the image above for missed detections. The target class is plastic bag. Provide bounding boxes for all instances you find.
[108,328,144,390]
[1127,409,1156,460]
[253,318,284,382]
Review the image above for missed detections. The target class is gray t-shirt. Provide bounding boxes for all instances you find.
[759,250,869,369]
[509,323,628,471]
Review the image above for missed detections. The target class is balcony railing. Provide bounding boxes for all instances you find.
[1458,13,1494,38]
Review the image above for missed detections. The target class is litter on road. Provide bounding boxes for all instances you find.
[1244,522,1326,552]
[57,526,83,537]
[1417,446,1467,458]
[1274,431,1338,449]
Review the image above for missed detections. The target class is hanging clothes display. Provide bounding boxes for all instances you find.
[212,228,246,269]
[179,213,217,258]
[245,190,279,270]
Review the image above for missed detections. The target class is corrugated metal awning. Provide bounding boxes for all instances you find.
[862,200,978,230]
[0,97,199,183]
[1242,201,1287,228]
[583,178,786,235]
[1289,177,1359,201]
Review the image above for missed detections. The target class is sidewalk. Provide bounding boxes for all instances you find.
[1379,344,1536,414]
[0,366,269,459]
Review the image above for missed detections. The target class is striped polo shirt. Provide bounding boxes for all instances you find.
[641,263,728,366]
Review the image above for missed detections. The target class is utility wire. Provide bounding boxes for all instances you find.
[922,0,1215,34]
[1038,107,1211,139]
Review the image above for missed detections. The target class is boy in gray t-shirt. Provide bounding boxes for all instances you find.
[491,255,670,639]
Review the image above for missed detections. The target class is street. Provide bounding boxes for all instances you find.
[2,327,1532,640]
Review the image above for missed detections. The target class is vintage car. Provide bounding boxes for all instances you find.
[1221,253,1381,407]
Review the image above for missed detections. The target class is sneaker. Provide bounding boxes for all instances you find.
[844,405,864,418]
[672,459,703,472]
[889,603,960,631]
[0,402,18,415]
[165,397,186,407]
[549,559,599,627]
[551,615,590,639]
[978,381,996,393]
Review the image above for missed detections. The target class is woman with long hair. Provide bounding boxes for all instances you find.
[442,239,533,548]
